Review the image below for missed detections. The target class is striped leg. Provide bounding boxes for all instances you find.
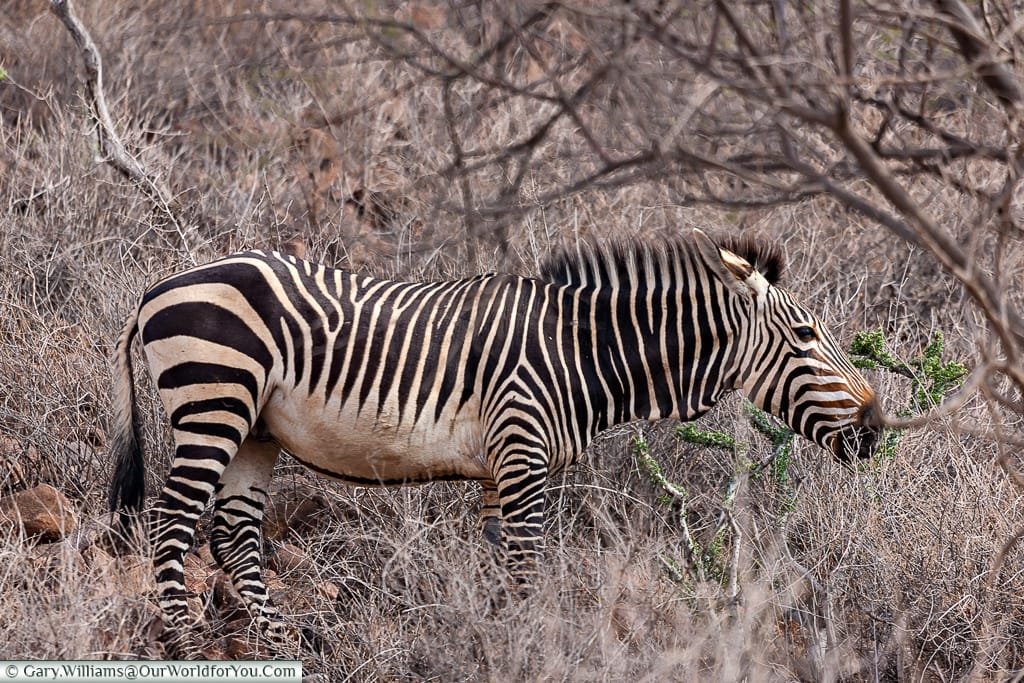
[151,437,238,660]
[479,480,502,548]
[209,437,286,652]
[493,452,548,587]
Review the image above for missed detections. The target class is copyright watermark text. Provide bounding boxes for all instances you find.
[1,661,301,683]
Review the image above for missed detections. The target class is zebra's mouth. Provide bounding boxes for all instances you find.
[831,424,881,463]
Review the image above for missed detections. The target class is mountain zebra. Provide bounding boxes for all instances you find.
[109,229,880,658]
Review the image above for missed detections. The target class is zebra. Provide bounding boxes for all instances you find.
[108,228,881,658]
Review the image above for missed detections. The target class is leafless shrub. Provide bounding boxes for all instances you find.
[0,0,1021,677]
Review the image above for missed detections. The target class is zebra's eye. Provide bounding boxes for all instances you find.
[794,325,816,342]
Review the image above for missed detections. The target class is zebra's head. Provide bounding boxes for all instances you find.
[693,229,882,462]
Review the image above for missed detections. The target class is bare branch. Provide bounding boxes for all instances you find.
[830,107,1024,350]
[49,0,191,256]
[933,0,1023,109]
[839,0,855,83]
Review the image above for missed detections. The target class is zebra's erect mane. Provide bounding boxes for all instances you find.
[718,234,785,285]
[538,233,785,288]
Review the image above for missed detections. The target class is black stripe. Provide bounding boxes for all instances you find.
[173,421,244,443]
[142,302,274,375]
[431,281,480,423]
[170,397,252,427]
[158,362,260,407]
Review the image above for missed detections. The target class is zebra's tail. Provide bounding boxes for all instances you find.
[109,306,145,531]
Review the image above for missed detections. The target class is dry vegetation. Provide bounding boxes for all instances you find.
[1,0,1023,680]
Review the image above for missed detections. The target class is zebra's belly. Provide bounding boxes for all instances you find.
[258,388,490,485]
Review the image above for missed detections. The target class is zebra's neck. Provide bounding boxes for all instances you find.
[573,264,743,434]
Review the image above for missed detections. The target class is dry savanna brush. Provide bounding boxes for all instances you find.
[1,1,1023,680]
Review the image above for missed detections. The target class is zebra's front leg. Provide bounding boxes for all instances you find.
[209,437,290,655]
[478,480,502,548]
[493,458,549,588]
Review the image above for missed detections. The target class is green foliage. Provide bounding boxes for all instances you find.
[632,433,728,586]
[875,429,902,461]
[745,402,793,453]
[911,331,967,410]
[632,433,684,500]
[636,327,968,590]
[676,424,737,451]
[744,402,796,511]
[635,408,795,589]
[849,328,968,460]
[851,328,966,412]
[850,329,911,376]
[0,67,7,83]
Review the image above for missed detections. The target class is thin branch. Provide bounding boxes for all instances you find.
[442,80,482,259]
[933,0,1023,109]
[49,0,191,256]
[839,0,855,83]
[854,93,1010,162]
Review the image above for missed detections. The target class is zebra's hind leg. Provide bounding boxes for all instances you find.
[209,437,290,655]
[151,435,240,660]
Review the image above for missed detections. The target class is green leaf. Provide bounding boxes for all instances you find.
[910,331,967,409]
[676,424,738,451]
[850,329,912,376]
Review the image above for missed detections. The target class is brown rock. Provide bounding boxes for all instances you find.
[263,493,328,541]
[31,541,86,578]
[83,545,119,598]
[65,513,111,551]
[317,581,340,601]
[82,544,115,572]
[195,542,216,566]
[118,554,156,596]
[223,617,258,659]
[202,642,229,661]
[184,551,215,596]
[0,484,77,541]
[84,550,156,599]
[269,543,310,574]
[187,596,204,620]
[208,571,246,619]
[264,568,287,603]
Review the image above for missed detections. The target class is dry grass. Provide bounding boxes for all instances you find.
[1,1,1022,680]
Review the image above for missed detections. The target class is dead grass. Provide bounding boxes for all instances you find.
[0,1,1022,679]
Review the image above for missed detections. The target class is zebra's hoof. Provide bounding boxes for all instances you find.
[482,518,502,547]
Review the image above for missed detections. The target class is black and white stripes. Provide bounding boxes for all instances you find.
[108,228,880,658]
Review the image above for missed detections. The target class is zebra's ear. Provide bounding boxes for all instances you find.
[692,229,769,298]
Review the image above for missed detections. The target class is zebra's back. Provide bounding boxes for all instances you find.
[134,250,581,486]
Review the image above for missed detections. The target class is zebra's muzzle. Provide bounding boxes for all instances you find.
[832,399,883,463]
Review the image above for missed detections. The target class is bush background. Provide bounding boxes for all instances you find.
[1,1,1022,680]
